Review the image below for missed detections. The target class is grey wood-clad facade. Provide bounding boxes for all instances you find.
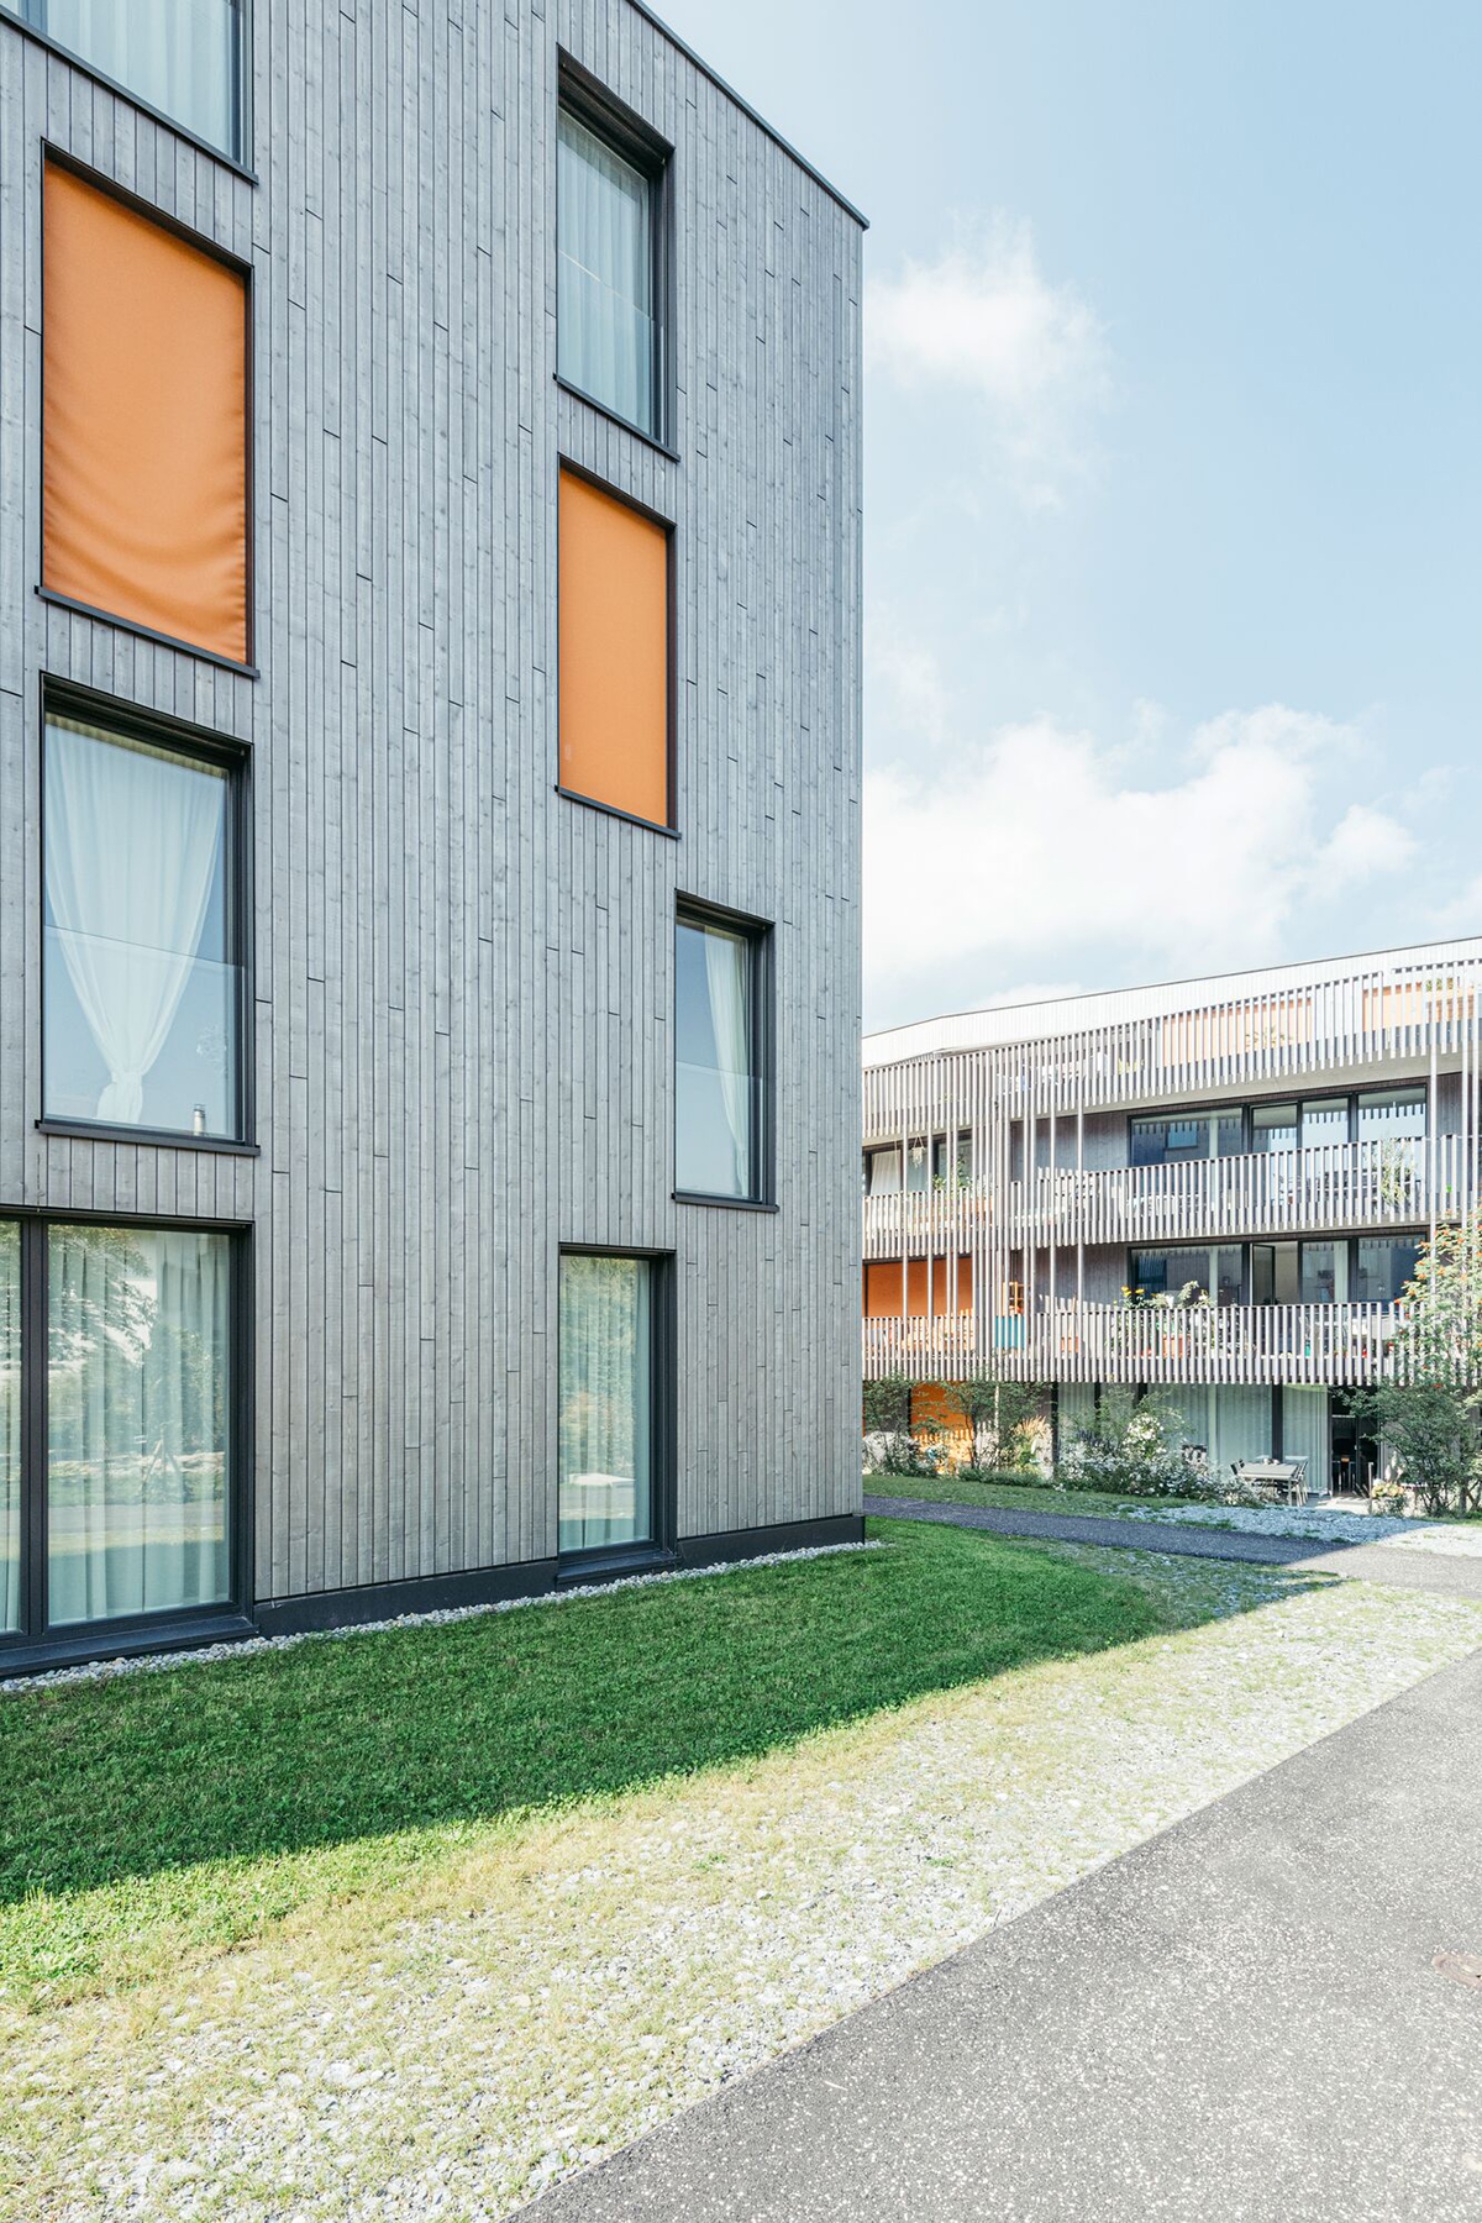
[0,0,864,1640]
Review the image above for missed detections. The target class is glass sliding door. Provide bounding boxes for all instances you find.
[558,1253,656,1557]
[46,1225,232,1626]
[0,1224,18,1633]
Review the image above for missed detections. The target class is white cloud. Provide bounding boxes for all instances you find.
[867,216,1111,508]
[864,704,1417,1010]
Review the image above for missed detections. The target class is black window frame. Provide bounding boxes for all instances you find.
[8,2,253,173]
[0,1209,253,1673]
[555,52,674,452]
[554,1244,677,1580]
[37,680,256,1156]
[1128,1083,1430,1164]
[673,898,775,1212]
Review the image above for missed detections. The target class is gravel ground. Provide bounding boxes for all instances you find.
[9,1552,1482,2223]
[1113,1499,1482,1554]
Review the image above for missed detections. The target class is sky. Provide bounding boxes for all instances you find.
[658,0,1482,1032]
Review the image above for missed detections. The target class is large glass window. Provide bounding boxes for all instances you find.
[22,2,246,161]
[1252,1102,1299,1153]
[1354,1235,1422,1304]
[1131,1245,1242,1305]
[46,1224,232,1627]
[44,711,241,1139]
[1300,1099,1349,1149]
[558,1254,655,1557]
[1130,1111,1243,1166]
[1251,1241,1300,1305]
[557,103,660,436]
[0,1225,18,1634]
[675,914,765,1201]
[1357,1087,1427,1144]
[865,1147,901,1196]
[1299,1240,1349,1305]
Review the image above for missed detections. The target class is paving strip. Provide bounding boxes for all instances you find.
[864,1491,1482,1601]
[520,1644,1482,2222]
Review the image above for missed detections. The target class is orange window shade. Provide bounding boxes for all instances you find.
[930,1256,951,1314]
[558,468,670,826]
[957,1255,974,1313]
[864,1262,905,1319]
[43,163,248,664]
[905,1259,929,1319]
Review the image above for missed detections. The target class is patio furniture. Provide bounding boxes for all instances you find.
[1231,1458,1309,1506]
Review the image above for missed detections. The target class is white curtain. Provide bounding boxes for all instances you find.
[1281,1389,1330,1496]
[557,109,654,431]
[47,1224,230,1627]
[704,927,752,1199]
[0,1224,18,1633]
[1211,1386,1277,1475]
[35,1,237,155]
[46,717,224,1127]
[558,1255,651,1554]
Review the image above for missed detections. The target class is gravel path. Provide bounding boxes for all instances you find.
[11,1553,1482,2223]
[864,1493,1482,1601]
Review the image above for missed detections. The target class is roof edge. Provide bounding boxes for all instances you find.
[628,0,869,228]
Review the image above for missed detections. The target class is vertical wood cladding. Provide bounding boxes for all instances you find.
[0,2,865,1602]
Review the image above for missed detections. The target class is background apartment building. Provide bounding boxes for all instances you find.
[863,942,1482,1490]
[0,1,864,1672]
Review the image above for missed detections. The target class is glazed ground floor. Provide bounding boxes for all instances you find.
[912,1379,1376,1497]
[0,1214,859,1675]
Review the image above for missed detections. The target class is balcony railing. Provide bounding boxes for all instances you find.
[1003,1135,1462,1244]
[862,1185,990,1253]
[863,1299,1404,1387]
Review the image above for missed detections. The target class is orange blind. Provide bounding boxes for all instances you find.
[43,164,248,664]
[863,1262,904,1319]
[957,1255,974,1313]
[558,468,669,826]
[904,1260,929,1319]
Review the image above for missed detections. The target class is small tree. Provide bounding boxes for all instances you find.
[938,1370,1048,1473]
[862,1372,916,1475]
[1355,1208,1482,1515]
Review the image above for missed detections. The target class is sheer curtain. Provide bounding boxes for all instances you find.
[703,927,752,1199]
[557,109,654,432]
[47,1224,230,1626]
[45,717,224,1126]
[33,1,238,156]
[0,1224,18,1633]
[558,1255,651,1554]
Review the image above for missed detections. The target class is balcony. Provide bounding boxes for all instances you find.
[1005,1135,1461,1245]
[862,1184,990,1255]
[863,1299,1403,1387]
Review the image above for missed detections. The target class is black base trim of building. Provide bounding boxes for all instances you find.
[255,1558,561,1637]
[0,1610,259,1679]
[677,1511,865,1567]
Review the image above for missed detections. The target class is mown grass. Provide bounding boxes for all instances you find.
[863,1472,1182,1519]
[0,1520,1215,2010]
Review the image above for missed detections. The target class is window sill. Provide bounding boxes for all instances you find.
[556,1544,676,1586]
[0,1608,257,1679]
[673,1191,778,1214]
[36,588,258,678]
[556,376,679,462]
[555,786,679,838]
[37,1119,259,1158]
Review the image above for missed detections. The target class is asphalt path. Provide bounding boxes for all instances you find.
[520,1646,1482,2221]
[862,1490,1482,1601]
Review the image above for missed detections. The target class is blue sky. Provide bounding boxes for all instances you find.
[659,0,1482,1030]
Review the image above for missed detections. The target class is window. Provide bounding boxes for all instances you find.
[863,1261,904,1318]
[1131,1245,1242,1305]
[1300,1098,1348,1149]
[1300,1239,1348,1305]
[43,160,250,663]
[43,706,244,1140]
[20,2,247,161]
[1357,1087,1427,1144]
[675,911,767,1201]
[1251,1242,1300,1305]
[557,95,663,437]
[905,1139,930,1194]
[0,1218,238,1648]
[558,1253,662,1559]
[557,467,671,827]
[1354,1235,1421,1304]
[864,1147,901,1196]
[1252,1103,1299,1153]
[1130,1111,1243,1166]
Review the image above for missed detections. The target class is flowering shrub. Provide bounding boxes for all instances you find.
[1060,1390,1195,1498]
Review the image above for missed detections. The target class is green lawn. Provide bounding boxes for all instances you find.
[863,1471,1185,1520]
[1,1520,1226,2013]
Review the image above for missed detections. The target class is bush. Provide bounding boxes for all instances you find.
[1058,1388,1265,1505]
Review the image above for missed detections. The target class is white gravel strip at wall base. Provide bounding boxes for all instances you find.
[0,1541,885,1698]
[14,1561,1482,2223]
